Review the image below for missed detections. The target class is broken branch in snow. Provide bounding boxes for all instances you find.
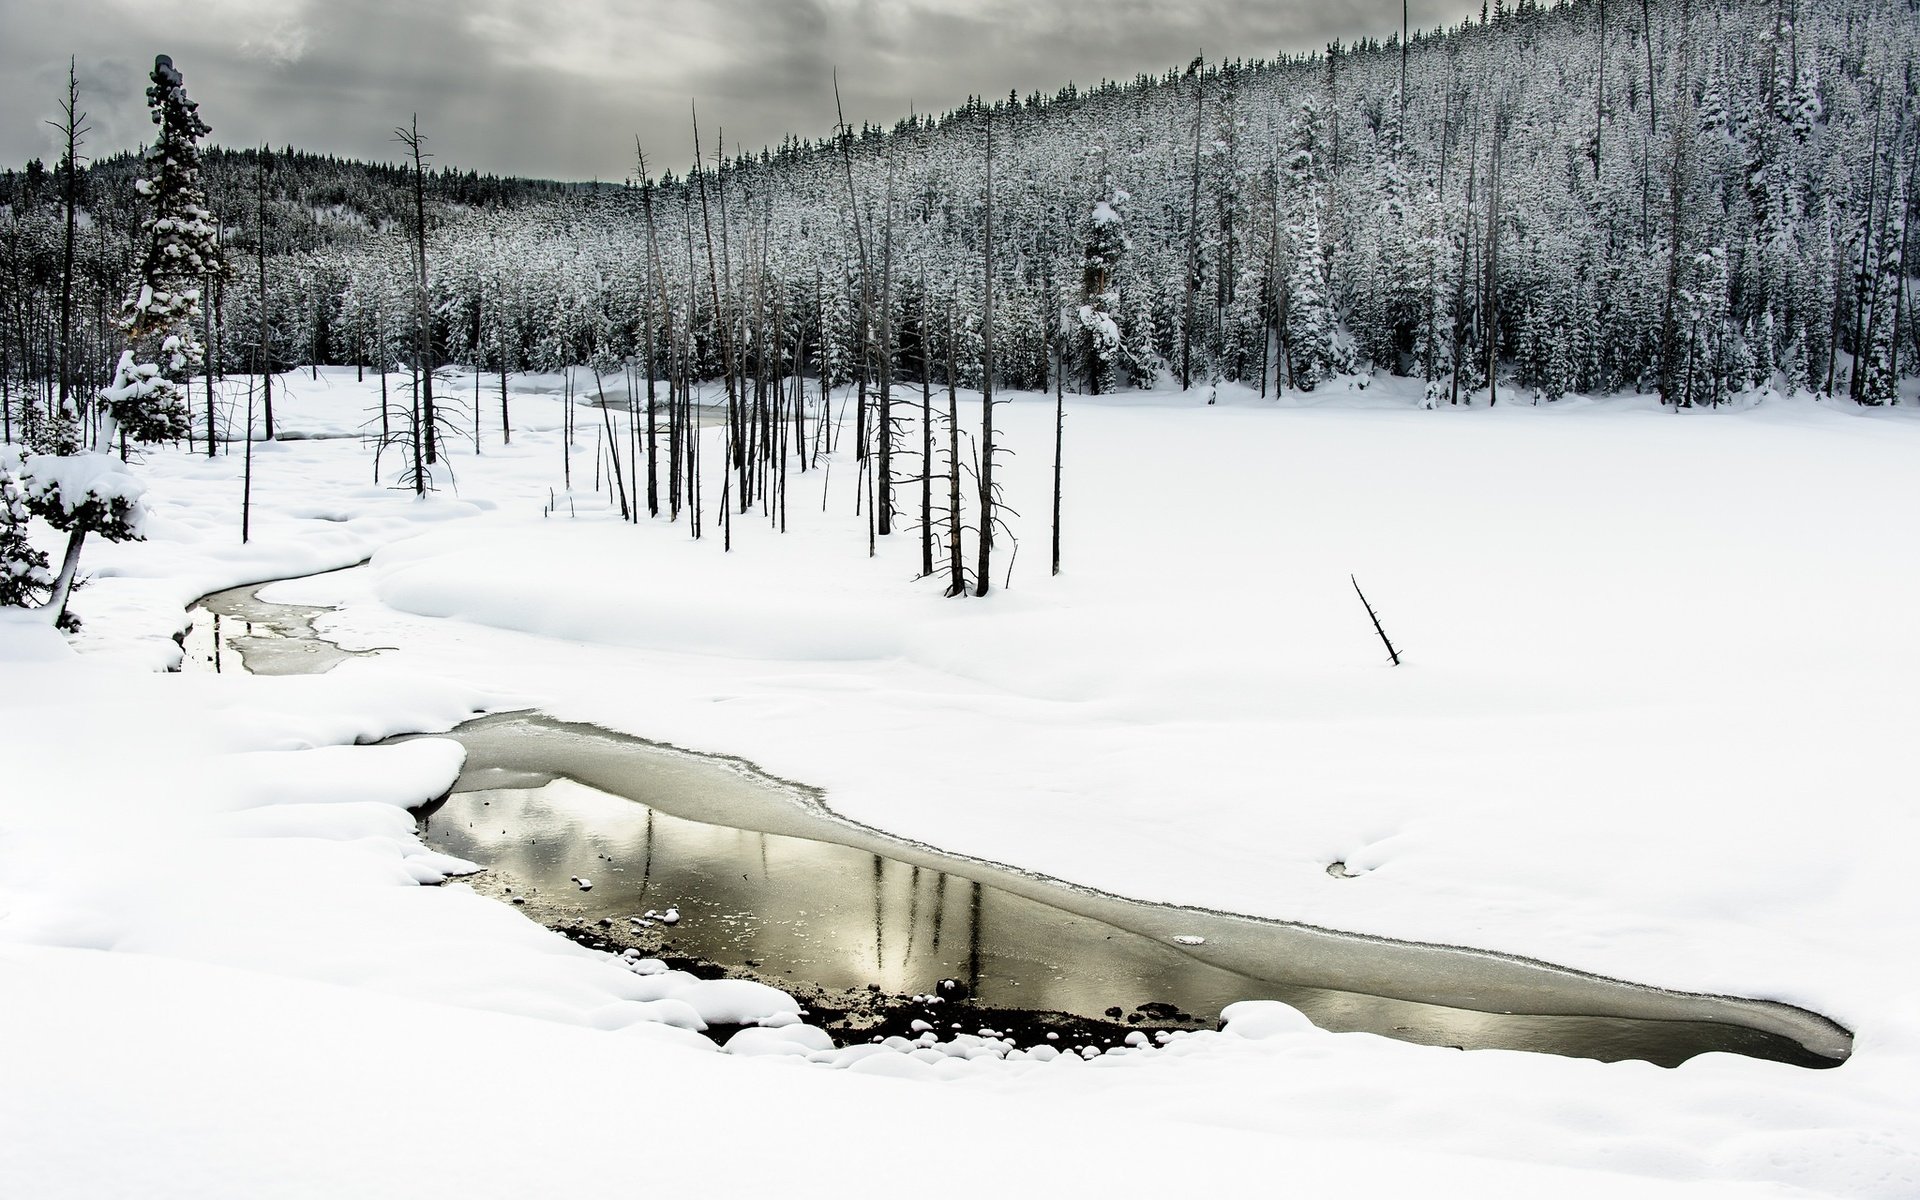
[1351,574,1402,666]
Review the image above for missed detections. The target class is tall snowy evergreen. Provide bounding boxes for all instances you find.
[0,455,51,607]
[9,55,220,622]
[1283,100,1340,390]
[1078,167,1127,394]
[108,55,219,441]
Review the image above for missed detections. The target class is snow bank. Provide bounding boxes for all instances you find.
[5,367,1917,1196]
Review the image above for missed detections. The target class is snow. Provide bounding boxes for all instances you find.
[17,450,150,529]
[3,365,1919,1196]
[726,1024,836,1056]
[1220,999,1319,1039]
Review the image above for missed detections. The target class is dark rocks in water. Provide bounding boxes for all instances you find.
[937,978,968,1001]
[1104,1006,1124,1019]
[544,918,1203,1053]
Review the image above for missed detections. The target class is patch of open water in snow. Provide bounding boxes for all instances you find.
[184,578,1853,1069]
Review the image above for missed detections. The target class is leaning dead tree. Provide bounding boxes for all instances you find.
[1350,575,1402,666]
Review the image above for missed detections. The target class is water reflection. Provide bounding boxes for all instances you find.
[180,579,1852,1070]
[179,586,366,676]
[419,779,1841,1067]
[423,781,1250,1010]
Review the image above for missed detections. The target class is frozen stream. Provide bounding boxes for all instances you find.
[181,578,1853,1069]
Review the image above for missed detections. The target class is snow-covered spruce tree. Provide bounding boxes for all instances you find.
[1123,290,1163,389]
[1078,172,1127,393]
[27,55,219,624]
[113,56,218,441]
[0,455,52,607]
[1283,100,1339,390]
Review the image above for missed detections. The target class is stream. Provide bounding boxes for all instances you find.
[180,576,1853,1069]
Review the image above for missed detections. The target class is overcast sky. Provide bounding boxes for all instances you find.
[2,0,1479,182]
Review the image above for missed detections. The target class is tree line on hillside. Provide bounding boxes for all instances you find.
[9,0,1916,417]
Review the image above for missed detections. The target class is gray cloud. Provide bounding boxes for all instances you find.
[1,0,1478,180]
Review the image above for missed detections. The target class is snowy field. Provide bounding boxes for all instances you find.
[4,366,1918,1197]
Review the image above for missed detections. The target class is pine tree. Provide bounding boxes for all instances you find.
[1078,169,1127,393]
[0,456,51,607]
[1857,177,1903,407]
[1283,100,1339,389]
[17,55,219,624]
[109,55,219,443]
[1124,290,1163,388]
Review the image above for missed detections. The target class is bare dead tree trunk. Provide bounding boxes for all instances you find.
[53,58,88,422]
[644,253,660,517]
[1181,73,1204,391]
[1051,322,1064,577]
[244,359,257,539]
[1351,575,1402,666]
[637,144,664,516]
[1450,109,1481,406]
[691,106,742,517]
[713,128,748,511]
[1485,105,1504,407]
[499,342,510,445]
[834,74,875,466]
[396,117,433,460]
[1657,2,1695,406]
[472,318,482,454]
[945,291,964,597]
[876,145,898,535]
[256,151,279,466]
[974,108,997,598]
[205,222,222,457]
[920,271,935,577]
[1425,96,1453,388]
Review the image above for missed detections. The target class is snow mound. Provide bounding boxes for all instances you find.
[1221,1000,1317,1040]
[726,1024,835,1057]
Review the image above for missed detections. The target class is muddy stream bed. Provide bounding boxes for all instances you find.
[181,577,1852,1068]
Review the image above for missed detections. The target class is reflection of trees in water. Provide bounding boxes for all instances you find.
[426,784,1209,1008]
[638,807,653,903]
[903,865,921,969]
[872,854,884,972]
[417,783,1843,1069]
[968,880,982,994]
[930,871,944,953]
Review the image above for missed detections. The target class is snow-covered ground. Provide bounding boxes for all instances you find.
[4,366,1917,1197]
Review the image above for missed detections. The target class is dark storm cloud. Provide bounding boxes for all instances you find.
[0,0,1477,181]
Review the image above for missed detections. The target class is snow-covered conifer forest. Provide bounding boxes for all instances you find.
[4,2,1920,1197]
[2,0,1914,413]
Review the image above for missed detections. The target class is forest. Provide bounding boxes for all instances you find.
[4,0,1914,428]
